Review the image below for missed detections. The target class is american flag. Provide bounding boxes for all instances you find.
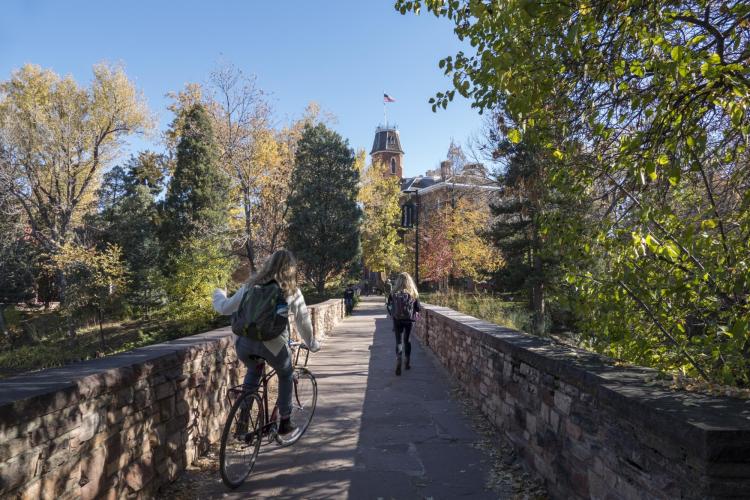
[383,93,396,103]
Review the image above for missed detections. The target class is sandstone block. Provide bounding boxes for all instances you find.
[554,391,572,415]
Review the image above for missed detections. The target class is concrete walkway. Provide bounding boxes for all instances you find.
[164,296,514,499]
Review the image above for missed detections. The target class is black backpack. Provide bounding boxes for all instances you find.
[231,282,288,341]
[391,292,415,321]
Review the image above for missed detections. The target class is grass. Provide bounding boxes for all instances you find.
[0,283,347,379]
[0,309,228,379]
[421,290,532,333]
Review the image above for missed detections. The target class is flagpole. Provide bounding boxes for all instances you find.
[383,91,387,128]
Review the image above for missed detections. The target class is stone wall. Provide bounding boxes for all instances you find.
[0,298,344,499]
[414,304,750,499]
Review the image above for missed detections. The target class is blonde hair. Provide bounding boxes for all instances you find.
[247,249,298,297]
[393,272,418,299]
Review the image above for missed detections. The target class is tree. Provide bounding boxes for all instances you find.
[0,187,35,303]
[253,102,337,259]
[207,64,271,270]
[359,158,405,275]
[397,0,750,383]
[420,197,501,290]
[0,63,151,335]
[163,237,235,324]
[50,242,128,345]
[97,152,166,314]
[446,139,467,176]
[489,126,580,336]
[161,104,230,256]
[287,123,361,294]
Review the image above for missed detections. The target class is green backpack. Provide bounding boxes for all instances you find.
[231,282,289,341]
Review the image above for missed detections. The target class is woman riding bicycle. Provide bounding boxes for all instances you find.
[213,249,320,435]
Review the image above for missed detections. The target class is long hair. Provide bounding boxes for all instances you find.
[247,249,298,298]
[393,272,418,299]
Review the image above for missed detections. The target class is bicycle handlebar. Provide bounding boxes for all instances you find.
[288,341,310,350]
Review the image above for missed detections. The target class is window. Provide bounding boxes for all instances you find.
[390,158,397,174]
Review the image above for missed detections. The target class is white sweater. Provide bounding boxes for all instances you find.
[212,286,319,356]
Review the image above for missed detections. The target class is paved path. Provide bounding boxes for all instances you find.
[164,296,513,499]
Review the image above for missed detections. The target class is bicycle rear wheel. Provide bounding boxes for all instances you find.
[219,391,264,488]
[276,367,317,446]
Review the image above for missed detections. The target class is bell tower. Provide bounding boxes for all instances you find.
[370,126,404,179]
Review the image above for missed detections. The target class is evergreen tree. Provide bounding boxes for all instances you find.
[161,104,229,258]
[0,188,35,303]
[491,139,547,334]
[490,119,583,336]
[97,152,167,314]
[287,123,361,294]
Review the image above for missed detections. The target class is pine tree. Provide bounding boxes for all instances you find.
[490,131,577,335]
[97,153,167,314]
[286,124,361,294]
[161,104,230,257]
[491,142,538,291]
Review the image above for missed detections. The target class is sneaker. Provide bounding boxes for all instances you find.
[395,355,402,376]
[405,357,411,370]
[278,416,298,435]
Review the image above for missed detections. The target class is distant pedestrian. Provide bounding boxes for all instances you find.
[386,272,421,376]
[344,285,355,315]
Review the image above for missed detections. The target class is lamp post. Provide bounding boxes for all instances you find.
[401,189,420,285]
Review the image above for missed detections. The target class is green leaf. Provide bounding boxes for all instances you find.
[663,241,680,260]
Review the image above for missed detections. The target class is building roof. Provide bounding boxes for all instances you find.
[371,126,404,155]
[400,174,500,196]
[401,176,440,191]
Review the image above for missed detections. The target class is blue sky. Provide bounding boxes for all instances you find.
[0,1,484,177]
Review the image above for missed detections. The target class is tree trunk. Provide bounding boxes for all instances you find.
[57,270,76,338]
[98,308,105,347]
[243,189,256,272]
[315,264,324,296]
[0,304,7,337]
[531,220,545,336]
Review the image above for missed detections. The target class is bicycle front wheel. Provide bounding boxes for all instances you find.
[276,367,317,446]
[219,391,264,488]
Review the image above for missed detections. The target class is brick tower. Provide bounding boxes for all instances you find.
[370,126,404,179]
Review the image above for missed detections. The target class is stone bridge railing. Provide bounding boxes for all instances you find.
[0,298,344,499]
[415,304,750,500]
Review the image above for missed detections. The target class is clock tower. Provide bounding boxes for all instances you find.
[370,126,404,178]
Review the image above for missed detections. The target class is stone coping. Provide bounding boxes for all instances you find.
[422,304,750,463]
[0,297,344,433]
[0,328,234,432]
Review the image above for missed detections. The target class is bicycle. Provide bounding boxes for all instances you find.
[219,341,318,489]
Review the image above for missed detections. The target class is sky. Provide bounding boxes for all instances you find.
[0,1,485,178]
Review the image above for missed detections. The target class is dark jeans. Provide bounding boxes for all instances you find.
[393,320,412,358]
[234,336,294,417]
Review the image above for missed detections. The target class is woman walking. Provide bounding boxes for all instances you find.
[212,249,320,435]
[386,272,421,376]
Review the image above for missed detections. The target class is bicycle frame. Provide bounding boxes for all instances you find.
[226,342,311,440]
